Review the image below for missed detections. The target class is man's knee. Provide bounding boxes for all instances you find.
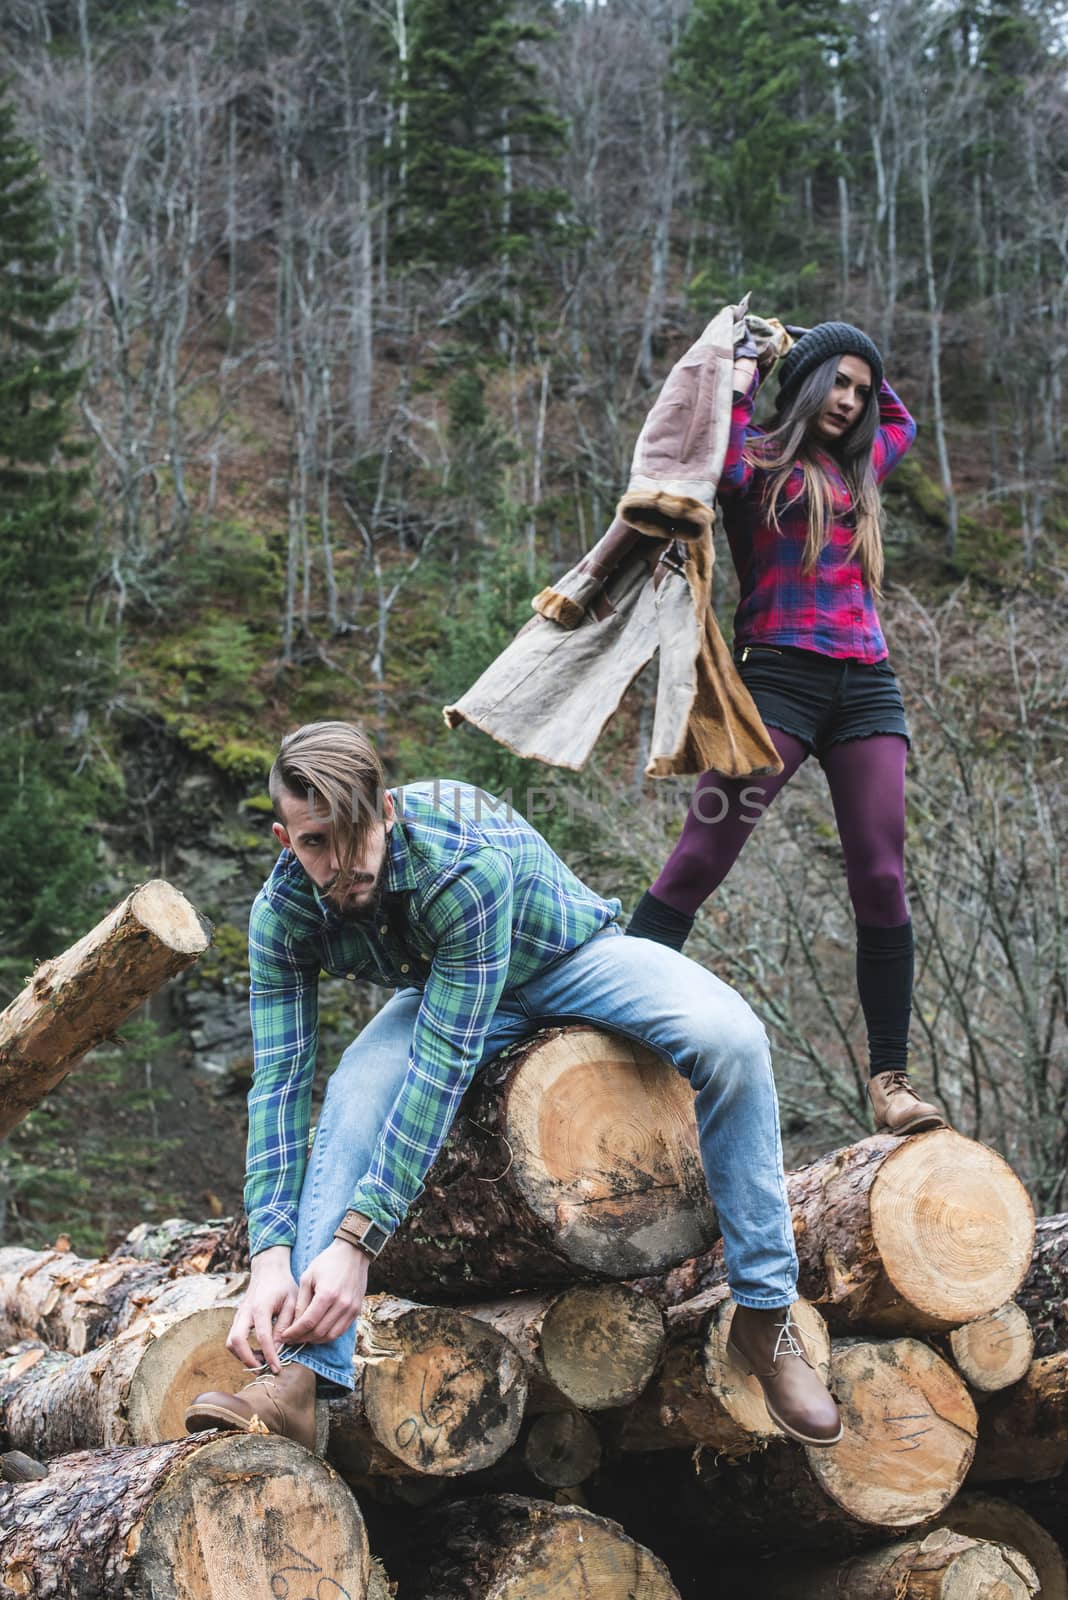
[686,990,770,1090]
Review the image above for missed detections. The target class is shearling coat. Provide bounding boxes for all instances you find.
[444,302,790,779]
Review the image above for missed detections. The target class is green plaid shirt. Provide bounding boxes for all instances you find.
[244,780,620,1255]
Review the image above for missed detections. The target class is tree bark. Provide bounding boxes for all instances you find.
[0,1245,246,1353]
[372,1028,717,1299]
[647,1131,1034,1335]
[465,1283,664,1412]
[947,1303,1034,1392]
[606,1290,830,1458]
[112,1213,249,1274]
[0,880,211,1137]
[930,1493,1067,1600]
[0,1306,254,1458]
[0,1433,371,1598]
[1016,1212,1068,1357]
[969,1351,1068,1483]
[384,1493,679,1600]
[750,1528,1038,1599]
[327,1297,527,1479]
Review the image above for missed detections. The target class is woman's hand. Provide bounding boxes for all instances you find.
[226,1245,298,1372]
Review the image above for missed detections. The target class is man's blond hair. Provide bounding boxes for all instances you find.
[269,722,386,873]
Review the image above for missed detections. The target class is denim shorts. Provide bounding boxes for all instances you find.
[734,643,910,758]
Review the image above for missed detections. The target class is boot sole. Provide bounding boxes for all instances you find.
[726,1340,843,1448]
[185,1402,275,1436]
[878,1113,947,1136]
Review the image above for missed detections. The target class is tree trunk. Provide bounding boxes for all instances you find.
[607,1290,830,1458]
[0,1245,246,1353]
[969,1351,1068,1483]
[0,1433,371,1598]
[373,1028,717,1299]
[328,1297,527,1479]
[0,880,211,1136]
[385,1493,679,1600]
[931,1493,1067,1600]
[1016,1212,1068,1357]
[947,1303,1034,1392]
[113,1213,249,1274]
[649,1131,1034,1335]
[750,1529,1038,1599]
[0,1306,258,1458]
[684,1337,976,1549]
[465,1283,664,1412]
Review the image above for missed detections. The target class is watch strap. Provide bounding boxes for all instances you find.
[334,1210,390,1259]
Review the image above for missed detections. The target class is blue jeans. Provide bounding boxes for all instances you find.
[289,927,798,1390]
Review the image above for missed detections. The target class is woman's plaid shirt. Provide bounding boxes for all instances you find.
[721,375,917,663]
[244,781,620,1256]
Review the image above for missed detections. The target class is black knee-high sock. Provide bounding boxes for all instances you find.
[856,918,914,1077]
[626,889,695,952]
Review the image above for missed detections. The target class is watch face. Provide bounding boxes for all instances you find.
[362,1221,389,1257]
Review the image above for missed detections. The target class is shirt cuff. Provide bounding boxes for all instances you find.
[345,1179,404,1240]
[247,1205,299,1257]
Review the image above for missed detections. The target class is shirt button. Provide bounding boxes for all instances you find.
[421,951,431,960]
[346,972,357,980]
[379,925,388,937]
[400,963,410,974]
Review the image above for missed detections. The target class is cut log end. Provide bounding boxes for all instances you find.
[524,1411,602,1488]
[933,1493,1068,1600]
[0,1435,370,1598]
[126,1306,255,1445]
[360,1306,527,1475]
[949,1302,1034,1391]
[131,879,213,954]
[400,1494,680,1600]
[506,1028,717,1277]
[136,1434,368,1598]
[869,1130,1035,1330]
[539,1284,665,1410]
[810,1337,978,1528]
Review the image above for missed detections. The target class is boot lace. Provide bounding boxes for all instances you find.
[882,1071,915,1095]
[773,1315,814,1368]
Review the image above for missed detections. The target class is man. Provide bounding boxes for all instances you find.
[186,721,840,1450]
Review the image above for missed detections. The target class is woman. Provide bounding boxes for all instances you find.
[627,320,944,1138]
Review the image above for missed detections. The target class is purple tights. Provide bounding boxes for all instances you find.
[652,728,909,926]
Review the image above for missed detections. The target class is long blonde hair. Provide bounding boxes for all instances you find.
[745,355,885,592]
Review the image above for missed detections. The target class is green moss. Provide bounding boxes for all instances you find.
[242,793,275,815]
[165,713,274,784]
[883,455,950,529]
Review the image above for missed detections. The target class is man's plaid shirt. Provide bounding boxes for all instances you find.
[244,780,620,1256]
[720,374,916,663]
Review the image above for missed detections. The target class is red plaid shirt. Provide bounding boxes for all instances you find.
[719,374,916,663]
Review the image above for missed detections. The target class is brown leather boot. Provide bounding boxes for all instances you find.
[727,1305,842,1447]
[868,1069,946,1136]
[185,1360,317,1452]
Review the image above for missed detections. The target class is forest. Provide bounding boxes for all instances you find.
[0,0,1065,1260]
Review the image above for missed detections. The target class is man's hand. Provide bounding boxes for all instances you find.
[276,1239,370,1347]
[226,1245,298,1373]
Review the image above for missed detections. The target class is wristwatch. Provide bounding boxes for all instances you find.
[334,1209,390,1260]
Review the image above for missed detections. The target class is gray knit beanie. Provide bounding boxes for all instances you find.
[776,321,883,404]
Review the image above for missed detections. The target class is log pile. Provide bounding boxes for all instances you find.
[5,1011,1068,1597]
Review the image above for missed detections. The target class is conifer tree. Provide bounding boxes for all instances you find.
[677,0,844,303]
[0,90,106,968]
[395,0,567,288]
